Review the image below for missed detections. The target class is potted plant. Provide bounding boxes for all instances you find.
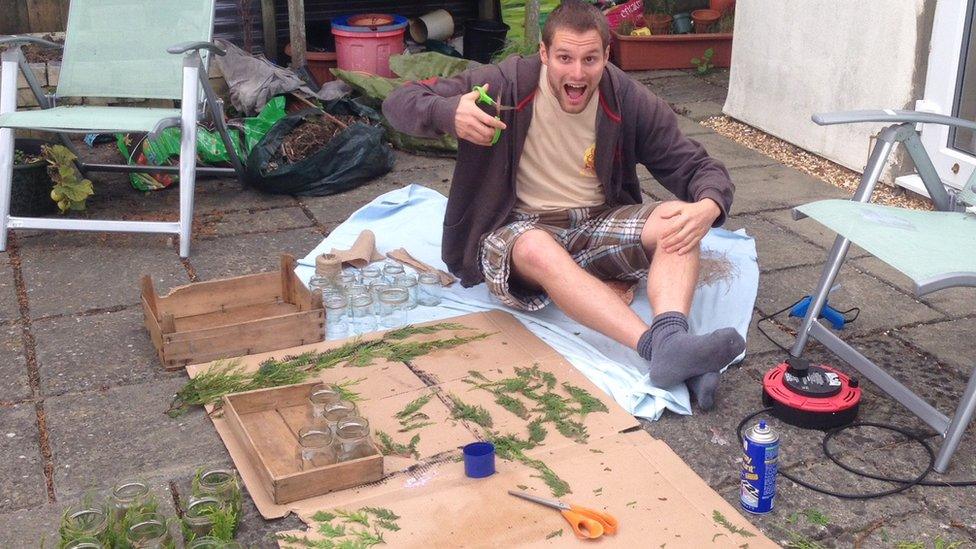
[709,0,735,15]
[644,0,674,34]
[10,138,57,217]
[691,8,721,33]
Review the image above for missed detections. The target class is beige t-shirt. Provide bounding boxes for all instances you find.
[514,64,605,212]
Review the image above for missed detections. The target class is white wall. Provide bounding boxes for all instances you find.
[724,1,929,182]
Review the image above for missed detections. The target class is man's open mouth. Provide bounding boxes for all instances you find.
[564,83,587,101]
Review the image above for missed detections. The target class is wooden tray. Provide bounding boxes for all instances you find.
[222,382,384,505]
[141,255,324,370]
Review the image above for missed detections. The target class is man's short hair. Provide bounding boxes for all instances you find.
[542,0,611,51]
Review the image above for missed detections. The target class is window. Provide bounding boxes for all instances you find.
[898,0,976,195]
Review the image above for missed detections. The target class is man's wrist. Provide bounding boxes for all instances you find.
[699,197,722,220]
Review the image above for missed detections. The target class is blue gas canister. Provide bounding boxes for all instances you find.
[740,420,779,514]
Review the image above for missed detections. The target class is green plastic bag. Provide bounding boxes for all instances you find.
[116,97,287,191]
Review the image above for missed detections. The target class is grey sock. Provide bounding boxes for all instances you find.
[637,311,744,388]
[686,372,721,411]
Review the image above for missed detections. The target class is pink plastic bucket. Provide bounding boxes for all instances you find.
[332,14,407,78]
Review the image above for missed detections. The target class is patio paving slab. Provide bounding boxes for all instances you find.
[725,214,826,272]
[44,378,230,500]
[640,74,729,105]
[853,256,975,319]
[202,206,315,238]
[0,258,19,324]
[187,227,324,281]
[0,404,48,512]
[17,231,190,319]
[0,323,30,402]
[895,318,976,378]
[34,306,174,398]
[726,164,850,214]
[756,263,943,335]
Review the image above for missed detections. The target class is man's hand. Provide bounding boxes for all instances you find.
[657,199,722,255]
[454,83,507,146]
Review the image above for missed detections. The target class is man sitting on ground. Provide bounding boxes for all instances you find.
[382,0,745,410]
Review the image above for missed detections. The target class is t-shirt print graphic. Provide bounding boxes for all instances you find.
[581,143,597,176]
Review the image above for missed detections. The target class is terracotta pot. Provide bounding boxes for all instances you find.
[285,44,337,86]
[691,9,721,33]
[709,0,735,15]
[647,13,673,35]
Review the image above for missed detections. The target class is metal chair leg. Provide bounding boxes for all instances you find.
[933,368,976,473]
[0,52,19,252]
[178,55,201,258]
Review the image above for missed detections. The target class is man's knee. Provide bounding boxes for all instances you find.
[641,201,683,251]
[511,229,563,277]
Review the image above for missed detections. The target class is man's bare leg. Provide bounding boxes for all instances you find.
[511,229,649,348]
[637,203,744,409]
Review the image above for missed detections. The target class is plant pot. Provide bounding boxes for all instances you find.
[610,30,733,70]
[672,12,693,34]
[11,138,56,217]
[691,9,721,33]
[647,14,673,35]
[709,0,735,15]
[285,44,337,87]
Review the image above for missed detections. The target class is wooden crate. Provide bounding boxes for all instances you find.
[222,382,384,505]
[142,255,324,370]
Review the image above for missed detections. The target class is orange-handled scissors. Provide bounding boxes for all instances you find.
[508,490,618,539]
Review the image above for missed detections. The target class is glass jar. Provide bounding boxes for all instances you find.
[393,274,419,309]
[63,539,104,549]
[417,272,442,307]
[323,399,358,426]
[338,271,359,289]
[377,287,409,329]
[186,539,244,549]
[369,283,390,314]
[125,511,173,548]
[309,383,341,420]
[194,469,242,512]
[382,261,405,284]
[349,293,375,335]
[60,501,109,544]
[298,425,338,470]
[308,275,331,306]
[359,265,383,287]
[335,415,374,462]
[110,478,152,522]
[182,496,223,538]
[323,294,349,340]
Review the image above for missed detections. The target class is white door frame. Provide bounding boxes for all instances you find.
[897,0,975,196]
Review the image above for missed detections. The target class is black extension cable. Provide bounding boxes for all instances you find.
[741,300,976,499]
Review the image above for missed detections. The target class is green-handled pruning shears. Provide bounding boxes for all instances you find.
[473,84,514,146]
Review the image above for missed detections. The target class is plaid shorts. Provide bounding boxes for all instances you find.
[479,203,658,311]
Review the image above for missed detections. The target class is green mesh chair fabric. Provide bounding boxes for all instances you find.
[795,199,976,289]
[0,106,180,132]
[960,169,976,208]
[57,0,215,99]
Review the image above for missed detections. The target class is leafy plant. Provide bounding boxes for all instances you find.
[375,431,421,459]
[42,144,93,213]
[712,510,755,537]
[280,506,400,548]
[616,20,636,36]
[14,149,40,165]
[802,508,829,527]
[644,0,676,15]
[691,48,716,76]
[168,323,486,417]
[448,395,493,427]
[492,39,539,63]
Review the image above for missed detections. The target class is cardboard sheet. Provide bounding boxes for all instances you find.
[186,311,774,546]
[274,432,776,548]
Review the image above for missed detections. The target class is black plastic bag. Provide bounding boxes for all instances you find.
[244,105,394,196]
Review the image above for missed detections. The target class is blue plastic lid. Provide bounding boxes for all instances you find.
[332,14,408,33]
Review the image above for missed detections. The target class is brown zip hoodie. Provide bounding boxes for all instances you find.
[382,54,734,287]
